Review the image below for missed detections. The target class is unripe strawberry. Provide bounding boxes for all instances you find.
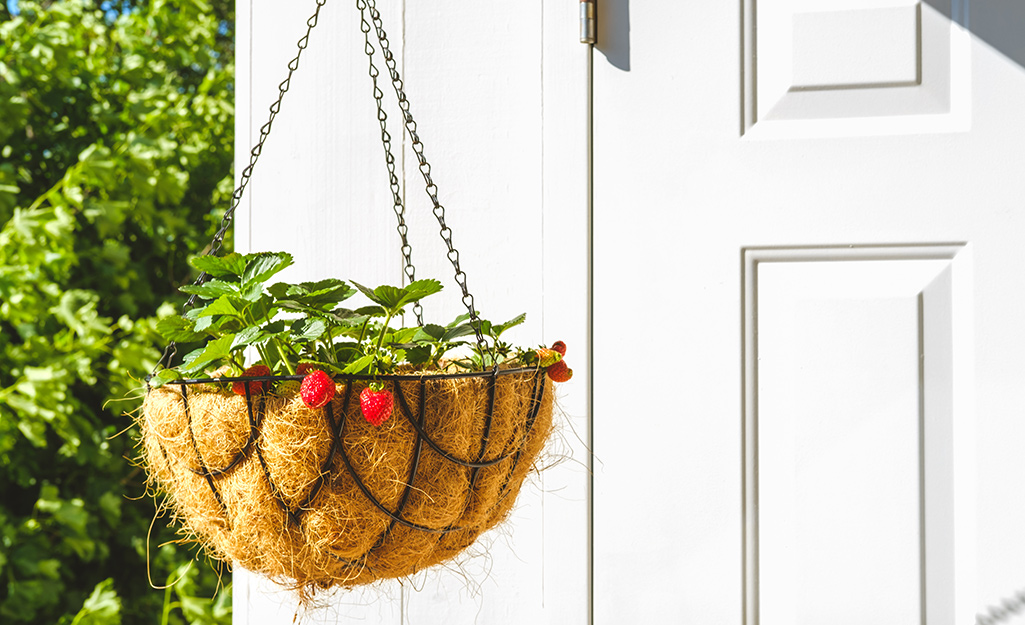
[275,380,301,396]
[536,348,561,368]
[232,365,272,396]
[546,360,573,383]
[300,370,336,409]
[360,387,394,426]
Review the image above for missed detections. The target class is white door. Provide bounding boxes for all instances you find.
[593,0,1023,623]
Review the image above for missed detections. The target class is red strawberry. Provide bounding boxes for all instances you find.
[546,360,573,383]
[536,348,561,368]
[296,362,317,376]
[551,340,567,356]
[360,387,394,426]
[300,370,336,408]
[232,365,272,396]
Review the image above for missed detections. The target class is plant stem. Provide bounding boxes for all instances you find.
[274,341,295,375]
[375,312,395,354]
[255,343,273,369]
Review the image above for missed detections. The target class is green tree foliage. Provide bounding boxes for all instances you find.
[0,1,234,622]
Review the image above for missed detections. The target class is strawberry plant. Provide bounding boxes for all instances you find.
[150,251,570,392]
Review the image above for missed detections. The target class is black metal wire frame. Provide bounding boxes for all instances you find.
[153,367,548,568]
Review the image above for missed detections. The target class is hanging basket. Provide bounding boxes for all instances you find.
[141,367,553,588]
[138,0,565,591]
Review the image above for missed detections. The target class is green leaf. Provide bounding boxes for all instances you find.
[69,578,121,625]
[194,295,242,319]
[149,368,182,389]
[405,345,432,365]
[269,279,354,308]
[155,316,205,342]
[415,324,446,341]
[179,335,234,375]
[389,327,419,345]
[290,318,328,342]
[442,323,478,342]
[179,280,239,300]
[403,279,444,302]
[342,354,375,375]
[351,279,442,315]
[189,252,248,278]
[492,313,527,338]
[241,252,293,289]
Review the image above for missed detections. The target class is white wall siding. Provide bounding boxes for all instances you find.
[233,2,590,623]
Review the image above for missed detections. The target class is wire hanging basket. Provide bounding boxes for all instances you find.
[139,0,558,591]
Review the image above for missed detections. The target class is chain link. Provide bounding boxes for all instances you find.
[357,2,422,325]
[358,0,489,354]
[977,589,1025,625]
[155,0,329,372]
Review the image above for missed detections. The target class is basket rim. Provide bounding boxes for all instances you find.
[148,365,543,387]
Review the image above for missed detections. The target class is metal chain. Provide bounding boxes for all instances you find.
[155,0,329,372]
[978,589,1025,625]
[358,0,489,353]
[356,2,422,325]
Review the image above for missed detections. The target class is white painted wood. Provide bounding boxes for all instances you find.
[593,0,1025,622]
[792,6,920,89]
[745,246,974,625]
[235,1,589,623]
[745,1,970,138]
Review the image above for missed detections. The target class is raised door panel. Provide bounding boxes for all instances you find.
[745,246,974,625]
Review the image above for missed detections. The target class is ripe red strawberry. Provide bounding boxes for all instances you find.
[300,369,336,409]
[536,348,561,368]
[359,387,394,426]
[546,359,573,383]
[551,340,567,356]
[232,365,272,396]
[295,362,317,376]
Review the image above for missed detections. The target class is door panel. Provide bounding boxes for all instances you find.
[746,246,972,625]
[745,1,970,137]
[594,0,1023,621]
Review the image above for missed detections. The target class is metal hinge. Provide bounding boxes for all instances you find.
[580,0,596,44]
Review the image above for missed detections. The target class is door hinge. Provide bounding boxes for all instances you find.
[580,0,596,44]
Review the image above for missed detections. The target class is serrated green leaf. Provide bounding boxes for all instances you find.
[290,317,327,342]
[179,335,234,374]
[492,312,526,338]
[442,323,477,342]
[230,325,261,350]
[242,252,293,288]
[447,312,472,328]
[354,305,386,318]
[415,324,446,341]
[403,279,444,302]
[178,279,238,299]
[70,577,121,625]
[155,316,205,342]
[150,368,183,389]
[405,345,432,366]
[194,295,242,319]
[352,279,443,315]
[189,252,248,278]
[342,354,375,375]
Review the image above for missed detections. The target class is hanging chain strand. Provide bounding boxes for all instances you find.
[357,3,423,325]
[359,0,489,353]
[977,589,1025,625]
[154,0,329,373]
